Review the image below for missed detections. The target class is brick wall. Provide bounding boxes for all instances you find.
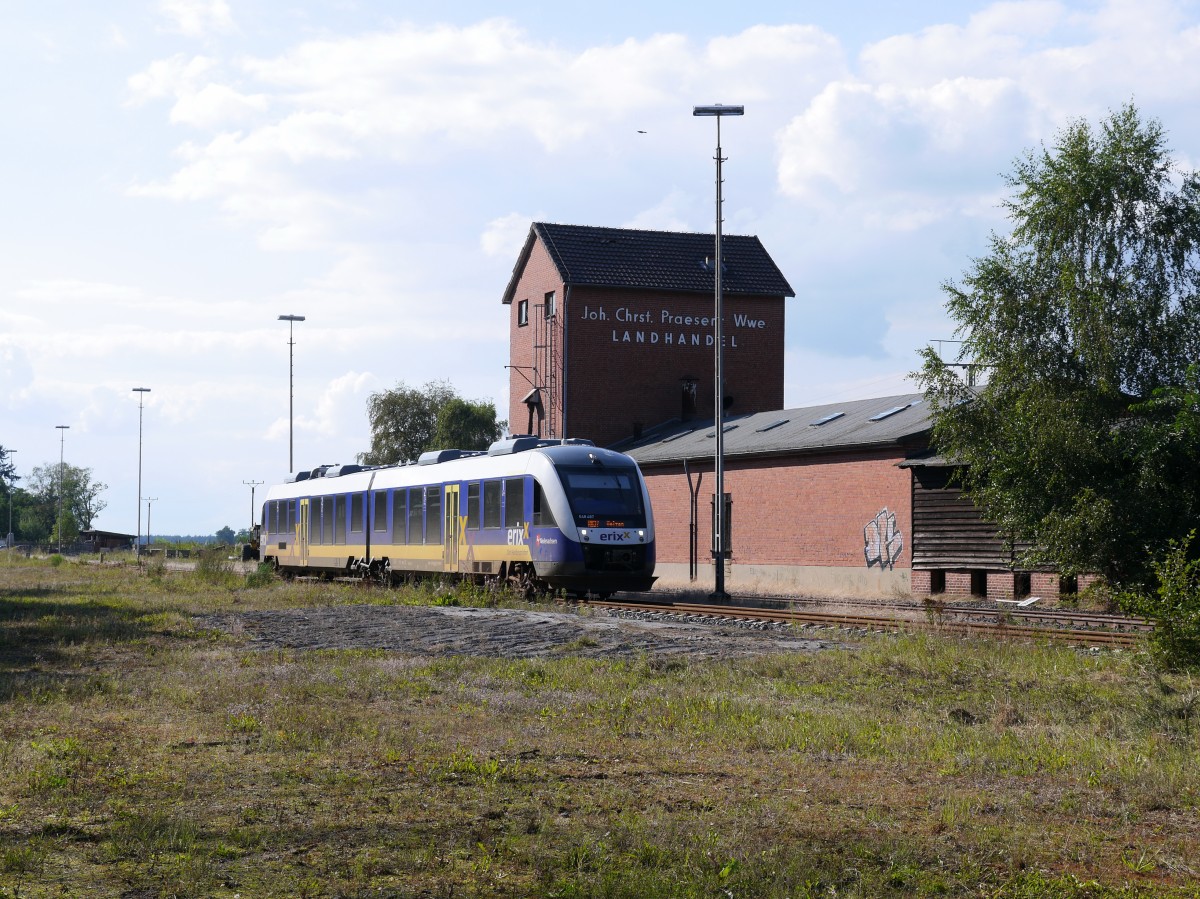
[564,287,785,446]
[986,571,1015,601]
[506,240,566,437]
[642,447,912,572]
[944,571,973,596]
[1030,572,1062,598]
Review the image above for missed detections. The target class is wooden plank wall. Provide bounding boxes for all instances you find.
[911,466,1026,570]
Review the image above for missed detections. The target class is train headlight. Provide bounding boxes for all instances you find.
[638,530,645,542]
[580,529,589,542]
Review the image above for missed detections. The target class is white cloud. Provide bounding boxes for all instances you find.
[158,0,235,38]
[170,83,268,128]
[311,371,376,437]
[127,22,848,251]
[480,214,533,259]
[623,190,695,233]
[128,55,216,104]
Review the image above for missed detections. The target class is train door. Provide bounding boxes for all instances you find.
[444,484,460,572]
[299,498,309,565]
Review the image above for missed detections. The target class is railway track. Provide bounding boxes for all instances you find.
[581,596,1147,648]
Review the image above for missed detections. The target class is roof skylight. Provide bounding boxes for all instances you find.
[868,404,912,422]
[809,412,845,426]
[756,418,790,433]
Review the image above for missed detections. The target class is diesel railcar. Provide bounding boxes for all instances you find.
[260,437,656,596]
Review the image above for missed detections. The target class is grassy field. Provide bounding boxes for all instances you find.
[1,557,1199,898]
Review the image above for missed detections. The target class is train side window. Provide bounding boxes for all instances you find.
[483,480,502,529]
[504,478,524,528]
[467,482,480,529]
[267,501,277,534]
[425,486,442,544]
[532,480,557,528]
[310,497,322,545]
[392,491,406,544]
[408,487,424,544]
[286,500,295,534]
[335,495,347,543]
[350,493,364,533]
[322,497,333,544]
[372,490,387,532]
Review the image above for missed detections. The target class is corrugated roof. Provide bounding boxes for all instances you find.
[614,393,931,465]
[502,222,795,304]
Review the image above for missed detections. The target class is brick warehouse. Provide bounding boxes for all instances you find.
[616,396,930,596]
[501,223,1065,599]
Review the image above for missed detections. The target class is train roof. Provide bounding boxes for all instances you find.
[265,439,641,499]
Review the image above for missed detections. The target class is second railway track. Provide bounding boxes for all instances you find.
[580,596,1147,648]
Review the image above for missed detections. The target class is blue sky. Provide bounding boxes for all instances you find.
[3,0,1200,536]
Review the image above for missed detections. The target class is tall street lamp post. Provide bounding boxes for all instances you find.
[132,387,151,559]
[278,315,306,473]
[4,448,15,549]
[693,102,743,602]
[55,425,69,554]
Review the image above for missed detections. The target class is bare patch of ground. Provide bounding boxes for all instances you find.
[199,603,834,659]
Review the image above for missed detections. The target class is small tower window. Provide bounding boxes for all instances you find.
[544,291,556,319]
[517,299,529,327]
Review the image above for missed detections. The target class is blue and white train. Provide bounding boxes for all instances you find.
[260,437,656,596]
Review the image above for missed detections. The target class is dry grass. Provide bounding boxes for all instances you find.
[1,558,1199,897]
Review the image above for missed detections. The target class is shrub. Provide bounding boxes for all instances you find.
[245,562,275,589]
[1121,532,1200,669]
[194,548,239,587]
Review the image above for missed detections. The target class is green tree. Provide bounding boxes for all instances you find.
[0,446,16,495]
[358,380,502,465]
[433,397,502,452]
[918,104,1200,591]
[0,446,18,541]
[215,525,236,544]
[25,463,109,541]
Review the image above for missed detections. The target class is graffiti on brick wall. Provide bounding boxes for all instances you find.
[864,508,903,569]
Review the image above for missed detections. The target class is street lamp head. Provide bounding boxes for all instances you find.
[278,315,306,322]
[693,104,745,117]
[132,387,151,394]
[56,425,70,431]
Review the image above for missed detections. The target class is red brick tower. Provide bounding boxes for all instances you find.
[502,223,794,447]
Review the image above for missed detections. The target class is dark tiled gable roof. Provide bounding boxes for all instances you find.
[613,393,931,465]
[502,223,795,304]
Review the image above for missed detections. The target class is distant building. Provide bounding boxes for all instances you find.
[79,530,135,552]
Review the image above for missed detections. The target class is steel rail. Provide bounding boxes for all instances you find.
[582,598,1145,649]
[651,588,1150,632]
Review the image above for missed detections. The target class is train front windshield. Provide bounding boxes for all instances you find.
[556,465,647,528]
